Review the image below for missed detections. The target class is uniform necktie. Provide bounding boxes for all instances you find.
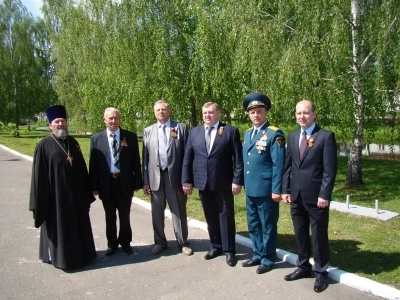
[299,131,308,159]
[205,126,213,154]
[159,124,168,170]
[251,129,258,141]
[110,133,120,169]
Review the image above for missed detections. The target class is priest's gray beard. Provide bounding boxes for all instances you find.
[52,128,68,139]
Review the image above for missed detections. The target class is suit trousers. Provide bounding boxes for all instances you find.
[101,176,132,248]
[290,194,330,275]
[199,187,236,254]
[246,196,279,266]
[151,169,189,247]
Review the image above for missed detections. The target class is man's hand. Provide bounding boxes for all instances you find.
[317,197,329,208]
[143,184,151,196]
[272,193,281,202]
[232,183,242,195]
[182,183,193,195]
[281,193,291,204]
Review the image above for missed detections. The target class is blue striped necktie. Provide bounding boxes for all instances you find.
[110,133,120,169]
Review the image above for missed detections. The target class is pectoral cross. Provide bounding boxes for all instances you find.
[67,154,73,166]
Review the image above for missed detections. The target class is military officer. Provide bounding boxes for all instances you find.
[241,92,286,274]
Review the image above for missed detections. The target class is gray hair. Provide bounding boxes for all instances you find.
[104,107,120,118]
[153,100,170,109]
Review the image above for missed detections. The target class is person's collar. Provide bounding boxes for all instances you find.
[254,121,268,131]
[158,119,171,127]
[107,128,120,137]
[204,121,219,129]
[302,123,316,135]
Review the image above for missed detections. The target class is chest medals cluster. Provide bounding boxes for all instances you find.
[255,132,268,154]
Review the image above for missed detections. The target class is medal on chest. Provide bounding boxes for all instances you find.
[255,132,268,154]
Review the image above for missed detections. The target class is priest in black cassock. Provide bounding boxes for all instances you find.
[29,105,97,269]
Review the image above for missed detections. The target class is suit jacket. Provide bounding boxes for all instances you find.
[142,120,188,191]
[282,124,337,202]
[89,128,143,201]
[181,122,244,191]
[243,122,285,197]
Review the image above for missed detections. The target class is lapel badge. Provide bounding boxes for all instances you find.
[170,127,178,139]
[307,136,315,148]
[121,137,128,147]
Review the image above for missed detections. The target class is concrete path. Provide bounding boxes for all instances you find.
[0,146,391,300]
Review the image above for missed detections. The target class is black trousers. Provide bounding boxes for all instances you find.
[102,176,132,248]
[199,187,236,254]
[290,193,330,275]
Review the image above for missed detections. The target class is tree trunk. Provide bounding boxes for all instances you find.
[346,0,364,186]
[189,95,197,128]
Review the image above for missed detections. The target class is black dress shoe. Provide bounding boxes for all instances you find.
[204,249,222,260]
[284,269,312,281]
[105,247,118,256]
[226,254,237,267]
[241,259,261,267]
[256,264,271,274]
[314,276,328,293]
[122,245,133,255]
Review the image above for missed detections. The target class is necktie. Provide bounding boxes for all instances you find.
[299,131,308,159]
[251,129,258,141]
[110,133,120,169]
[159,124,168,170]
[205,126,213,154]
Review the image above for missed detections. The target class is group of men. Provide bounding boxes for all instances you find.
[29,92,337,294]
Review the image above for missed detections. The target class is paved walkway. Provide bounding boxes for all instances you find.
[0,145,397,300]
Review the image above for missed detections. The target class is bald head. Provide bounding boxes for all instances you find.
[295,100,316,130]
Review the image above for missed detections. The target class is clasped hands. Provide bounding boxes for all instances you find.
[281,194,329,208]
[181,183,242,195]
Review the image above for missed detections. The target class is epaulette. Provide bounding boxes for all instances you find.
[246,128,253,131]
[268,125,278,131]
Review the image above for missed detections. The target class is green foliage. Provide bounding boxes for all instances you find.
[39,0,400,132]
[0,0,57,128]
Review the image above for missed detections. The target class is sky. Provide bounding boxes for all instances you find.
[20,0,43,18]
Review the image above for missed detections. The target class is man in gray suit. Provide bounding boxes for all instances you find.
[142,100,193,256]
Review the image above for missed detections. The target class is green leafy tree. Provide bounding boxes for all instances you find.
[231,0,400,186]
[0,0,56,128]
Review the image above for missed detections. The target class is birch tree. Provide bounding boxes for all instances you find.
[0,0,56,127]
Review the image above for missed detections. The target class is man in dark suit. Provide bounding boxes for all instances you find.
[142,100,192,256]
[89,107,143,256]
[241,93,285,274]
[282,100,337,293]
[182,102,244,267]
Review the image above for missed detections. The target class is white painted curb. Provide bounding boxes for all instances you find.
[0,144,33,161]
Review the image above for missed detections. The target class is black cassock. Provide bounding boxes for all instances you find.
[29,135,96,269]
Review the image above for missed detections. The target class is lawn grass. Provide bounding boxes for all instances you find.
[1,129,399,289]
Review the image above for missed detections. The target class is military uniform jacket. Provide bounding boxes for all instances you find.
[243,122,285,197]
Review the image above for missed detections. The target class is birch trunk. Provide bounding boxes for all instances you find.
[346,0,364,185]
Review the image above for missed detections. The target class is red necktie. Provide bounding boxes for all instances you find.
[299,131,308,159]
